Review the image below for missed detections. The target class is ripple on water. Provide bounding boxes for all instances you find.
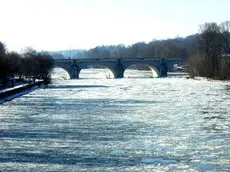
[0,70,230,171]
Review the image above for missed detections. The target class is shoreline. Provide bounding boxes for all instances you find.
[0,81,44,104]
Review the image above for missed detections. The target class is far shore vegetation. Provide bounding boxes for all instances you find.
[0,44,54,88]
[1,20,230,89]
[188,21,230,80]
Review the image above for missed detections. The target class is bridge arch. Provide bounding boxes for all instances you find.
[124,64,159,78]
[78,64,115,79]
[50,66,71,80]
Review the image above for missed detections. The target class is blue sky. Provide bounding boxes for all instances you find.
[0,0,229,52]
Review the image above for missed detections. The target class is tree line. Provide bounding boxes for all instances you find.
[0,42,54,87]
[188,21,230,80]
[52,36,198,60]
[80,38,194,59]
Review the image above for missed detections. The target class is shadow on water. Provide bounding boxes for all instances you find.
[0,95,174,167]
[0,121,178,167]
[225,85,230,90]
[0,152,178,167]
[11,98,161,107]
[0,129,128,141]
[223,85,230,94]
[47,85,110,89]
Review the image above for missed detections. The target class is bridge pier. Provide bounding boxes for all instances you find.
[159,59,168,77]
[70,70,79,79]
[114,59,125,78]
[70,60,80,79]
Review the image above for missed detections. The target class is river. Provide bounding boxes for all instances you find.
[0,69,229,171]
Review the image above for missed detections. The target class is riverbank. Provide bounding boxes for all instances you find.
[0,81,44,104]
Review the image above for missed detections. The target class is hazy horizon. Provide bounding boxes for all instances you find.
[0,0,229,52]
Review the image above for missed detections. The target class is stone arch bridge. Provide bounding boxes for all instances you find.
[54,58,185,79]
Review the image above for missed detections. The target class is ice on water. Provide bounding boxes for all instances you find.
[0,69,229,171]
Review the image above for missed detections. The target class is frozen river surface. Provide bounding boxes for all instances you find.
[0,69,230,171]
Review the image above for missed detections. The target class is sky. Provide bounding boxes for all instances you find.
[0,0,229,52]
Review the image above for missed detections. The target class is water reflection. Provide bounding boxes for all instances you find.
[48,85,109,89]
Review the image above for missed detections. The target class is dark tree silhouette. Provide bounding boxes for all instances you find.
[0,44,54,87]
[0,42,7,78]
[188,21,230,79]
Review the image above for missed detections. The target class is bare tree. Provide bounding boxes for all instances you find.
[220,21,230,54]
[7,52,22,77]
[0,42,7,78]
[199,22,223,78]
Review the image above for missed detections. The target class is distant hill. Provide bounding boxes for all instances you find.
[49,49,86,59]
[50,34,199,59]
